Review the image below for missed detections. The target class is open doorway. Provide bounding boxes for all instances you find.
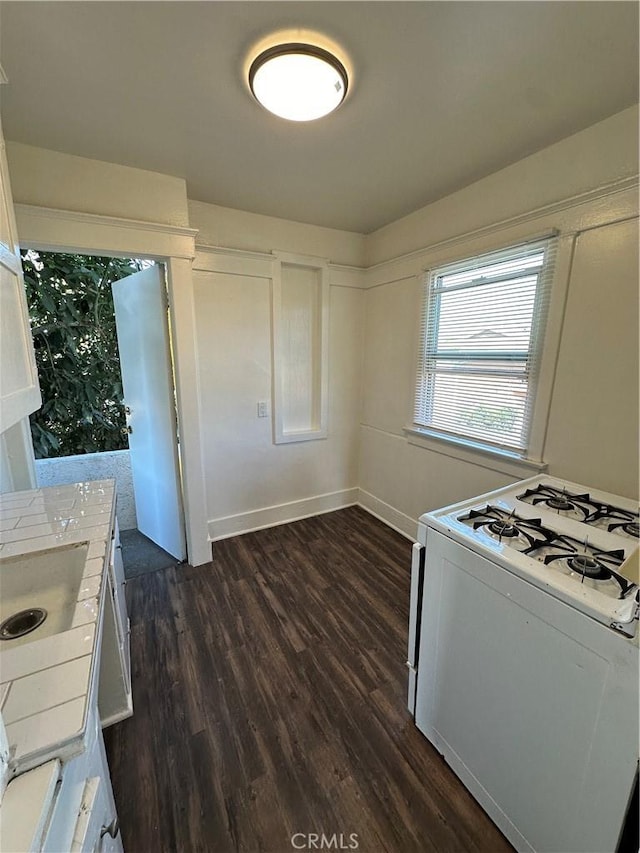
[22,249,186,572]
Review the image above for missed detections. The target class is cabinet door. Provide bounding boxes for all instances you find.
[110,520,128,634]
[0,122,41,432]
[109,523,130,691]
[98,563,133,727]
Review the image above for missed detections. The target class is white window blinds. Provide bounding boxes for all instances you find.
[414,237,556,455]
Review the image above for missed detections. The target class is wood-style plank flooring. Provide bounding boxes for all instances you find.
[104,506,513,853]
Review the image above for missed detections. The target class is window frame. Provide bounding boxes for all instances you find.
[409,233,566,469]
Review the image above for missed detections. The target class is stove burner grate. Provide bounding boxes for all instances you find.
[459,505,552,549]
[518,483,640,531]
[529,534,633,597]
[519,485,590,519]
[608,521,640,538]
[458,501,638,599]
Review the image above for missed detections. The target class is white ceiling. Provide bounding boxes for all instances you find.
[1,2,638,233]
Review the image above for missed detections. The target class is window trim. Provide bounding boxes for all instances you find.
[404,425,547,478]
[408,230,574,469]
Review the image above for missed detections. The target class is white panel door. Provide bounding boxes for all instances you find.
[112,266,186,560]
[0,121,41,432]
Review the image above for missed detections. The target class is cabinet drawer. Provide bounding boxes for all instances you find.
[70,773,120,853]
[70,776,103,852]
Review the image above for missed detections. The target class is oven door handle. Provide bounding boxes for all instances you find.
[407,542,425,670]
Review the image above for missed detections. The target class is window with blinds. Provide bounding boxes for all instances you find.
[414,238,556,455]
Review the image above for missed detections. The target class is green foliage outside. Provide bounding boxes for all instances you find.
[23,251,142,459]
[460,404,517,434]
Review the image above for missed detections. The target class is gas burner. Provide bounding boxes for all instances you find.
[518,485,590,519]
[566,555,610,581]
[608,521,640,538]
[459,505,551,550]
[487,521,520,538]
[519,483,640,533]
[546,496,575,512]
[526,534,633,598]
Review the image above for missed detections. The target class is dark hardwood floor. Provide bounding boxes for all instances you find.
[104,506,513,853]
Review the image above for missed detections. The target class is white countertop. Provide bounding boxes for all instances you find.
[0,481,116,775]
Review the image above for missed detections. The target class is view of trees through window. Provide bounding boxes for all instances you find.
[23,250,144,458]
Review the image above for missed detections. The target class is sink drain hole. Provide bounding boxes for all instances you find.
[0,608,48,640]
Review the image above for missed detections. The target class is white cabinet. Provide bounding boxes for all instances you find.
[98,516,132,727]
[0,704,124,853]
[0,120,41,434]
[0,484,129,852]
[70,772,120,853]
[42,706,122,853]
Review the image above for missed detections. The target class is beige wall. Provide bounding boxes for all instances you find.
[191,255,364,539]
[6,142,190,228]
[543,218,639,495]
[359,107,639,537]
[188,201,366,539]
[189,200,365,267]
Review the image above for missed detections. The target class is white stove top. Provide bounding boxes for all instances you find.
[420,475,639,636]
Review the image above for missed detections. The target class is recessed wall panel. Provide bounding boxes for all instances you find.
[272,254,329,444]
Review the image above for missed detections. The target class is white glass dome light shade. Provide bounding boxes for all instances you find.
[249,44,348,121]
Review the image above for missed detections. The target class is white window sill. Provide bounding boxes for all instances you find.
[404,427,548,479]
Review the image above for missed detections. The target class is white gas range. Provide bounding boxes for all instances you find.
[407,475,639,853]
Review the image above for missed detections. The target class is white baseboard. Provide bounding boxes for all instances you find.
[356,489,417,540]
[208,488,359,541]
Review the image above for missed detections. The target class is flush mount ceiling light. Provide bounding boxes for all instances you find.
[248,43,348,122]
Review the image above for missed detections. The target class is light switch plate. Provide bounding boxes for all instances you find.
[257,401,269,418]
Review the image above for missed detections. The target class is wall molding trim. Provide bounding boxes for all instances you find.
[15,203,199,260]
[194,243,366,287]
[194,245,274,279]
[404,428,548,479]
[208,488,359,541]
[208,484,431,544]
[328,265,366,289]
[15,203,199,237]
[195,242,273,261]
[357,489,416,540]
[366,175,639,284]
